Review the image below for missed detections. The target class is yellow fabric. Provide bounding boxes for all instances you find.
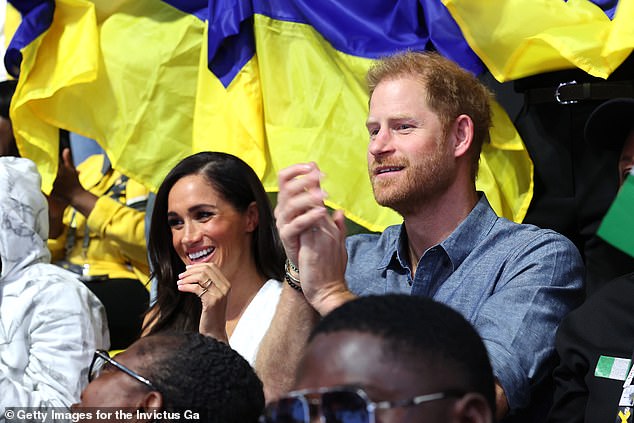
[47,154,150,284]
[479,102,534,222]
[442,0,634,82]
[5,4,20,50]
[11,3,532,235]
[253,15,532,228]
[11,0,202,194]
[192,26,267,178]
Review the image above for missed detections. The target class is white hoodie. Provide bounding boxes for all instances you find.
[0,157,109,411]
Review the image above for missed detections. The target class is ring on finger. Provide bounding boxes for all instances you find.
[201,278,212,288]
[198,288,209,298]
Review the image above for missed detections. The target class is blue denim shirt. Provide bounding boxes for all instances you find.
[345,194,584,414]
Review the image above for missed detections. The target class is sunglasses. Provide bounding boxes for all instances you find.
[89,350,158,392]
[260,386,466,423]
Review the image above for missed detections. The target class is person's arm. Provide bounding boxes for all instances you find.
[0,274,109,410]
[254,283,320,402]
[47,148,98,260]
[255,163,353,401]
[49,148,98,217]
[547,316,589,423]
[85,196,148,270]
[46,194,70,263]
[46,194,69,240]
[474,232,584,418]
[546,277,629,423]
[50,149,149,270]
[274,163,355,314]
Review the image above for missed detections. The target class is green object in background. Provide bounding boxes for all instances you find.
[598,173,634,258]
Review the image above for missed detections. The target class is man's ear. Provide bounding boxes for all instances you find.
[451,114,474,159]
[245,201,259,233]
[135,391,164,422]
[450,392,493,423]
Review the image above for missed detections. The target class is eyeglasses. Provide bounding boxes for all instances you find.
[260,386,466,423]
[89,350,158,391]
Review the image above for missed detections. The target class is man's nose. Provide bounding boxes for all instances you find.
[368,127,393,157]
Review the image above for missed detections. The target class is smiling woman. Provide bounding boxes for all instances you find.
[142,152,286,364]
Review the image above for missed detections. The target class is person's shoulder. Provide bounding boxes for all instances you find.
[492,216,579,251]
[556,273,634,360]
[27,264,101,305]
[569,272,634,316]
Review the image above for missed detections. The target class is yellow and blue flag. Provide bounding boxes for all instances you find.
[7,0,203,194]
[192,0,532,229]
[8,0,533,232]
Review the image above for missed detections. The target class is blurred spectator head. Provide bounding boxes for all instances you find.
[74,332,265,423]
[263,295,495,423]
[585,98,634,185]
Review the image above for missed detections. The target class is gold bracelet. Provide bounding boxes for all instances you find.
[286,258,299,274]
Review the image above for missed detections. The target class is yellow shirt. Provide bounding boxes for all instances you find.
[48,154,150,285]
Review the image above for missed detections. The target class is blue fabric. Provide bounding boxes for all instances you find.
[584,0,619,18]
[5,0,54,78]
[345,194,584,415]
[205,0,483,87]
[5,0,619,82]
[68,133,104,167]
[163,0,620,86]
[161,0,207,21]
[207,0,255,87]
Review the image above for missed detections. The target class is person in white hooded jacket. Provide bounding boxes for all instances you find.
[0,156,109,413]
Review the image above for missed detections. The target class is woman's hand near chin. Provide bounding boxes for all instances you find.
[177,262,231,343]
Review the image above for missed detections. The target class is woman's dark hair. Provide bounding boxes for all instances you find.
[144,152,285,334]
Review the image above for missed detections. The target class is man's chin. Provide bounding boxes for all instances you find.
[374,193,403,212]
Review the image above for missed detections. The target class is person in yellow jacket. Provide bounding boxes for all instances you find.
[48,146,150,350]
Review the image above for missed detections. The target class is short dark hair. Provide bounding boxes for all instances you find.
[0,79,17,119]
[310,294,496,413]
[138,332,264,423]
[145,151,285,334]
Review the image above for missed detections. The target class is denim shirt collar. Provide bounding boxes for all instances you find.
[386,193,498,272]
